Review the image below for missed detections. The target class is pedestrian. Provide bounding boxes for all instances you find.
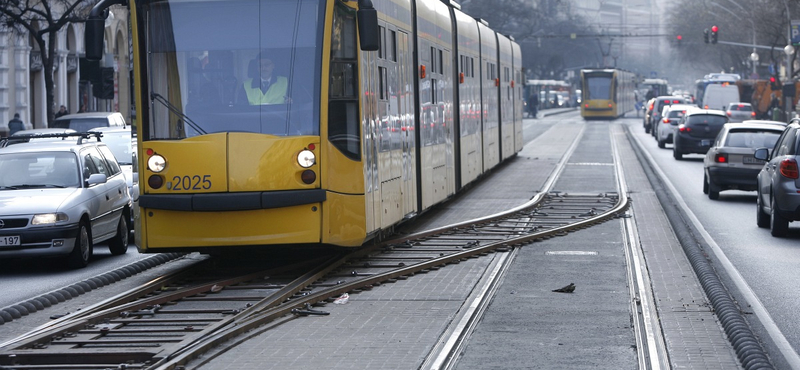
[8,113,24,136]
[55,105,69,118]
[528,93,539,118]
[645,88,655,101]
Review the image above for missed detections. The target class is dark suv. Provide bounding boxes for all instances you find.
[673,109,728,160]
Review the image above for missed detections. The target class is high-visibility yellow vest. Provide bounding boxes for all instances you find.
[243,76,288,105]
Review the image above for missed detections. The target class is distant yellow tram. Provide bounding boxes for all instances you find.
[85,0,524,252]
[580,69,635,119]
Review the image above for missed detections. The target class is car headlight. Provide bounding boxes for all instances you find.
[32,213,69,225]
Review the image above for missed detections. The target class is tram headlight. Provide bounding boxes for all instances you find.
[297,150,315,168]
[147,154,166,173]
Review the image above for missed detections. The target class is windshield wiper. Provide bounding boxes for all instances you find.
[150,92,207,136]
[5,184,67,189]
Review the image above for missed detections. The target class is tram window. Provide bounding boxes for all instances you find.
[430,47,437,74]
[378,26,385,59]
[331,5,357,60]
[379,66,387,100]
[329,101,360,160]
[438,49,443,76]
[387,30,396,62]
[331,62,357,98]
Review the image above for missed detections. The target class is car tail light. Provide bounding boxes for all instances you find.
[663,118,670,124]
[726,111,732,116]
[751,112,756,117]
[649,102,654,110]
[663,100,669,104]
[779,158,799,179]
[301,170,316,184]
[608,103,613,108]
[672,100,680,103]
[678,125,691,132]
[715,153,728,163]
[704,105,709,109]
[584,104,589,108]
[738,104,745,108]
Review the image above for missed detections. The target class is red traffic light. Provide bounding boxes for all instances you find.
[676,35,682,40]
[711,25,718,33]
[770,76,776,83]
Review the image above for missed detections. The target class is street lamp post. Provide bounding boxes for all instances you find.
[782,0,794,119]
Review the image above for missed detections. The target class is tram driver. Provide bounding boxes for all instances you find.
[237,51,291,105]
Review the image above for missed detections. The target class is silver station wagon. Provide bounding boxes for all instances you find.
[0,132,132,268]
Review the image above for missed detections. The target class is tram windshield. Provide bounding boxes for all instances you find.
[143,0,323,140]
[584,75,613,101]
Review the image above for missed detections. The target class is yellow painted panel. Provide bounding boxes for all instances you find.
[141,204,322,249]
[228,133,320,191]
[142,133,228,193]
[323,191,367,247]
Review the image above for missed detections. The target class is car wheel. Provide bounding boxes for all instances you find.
[756,194,770,228]
[708,180,720,200]
[770,197,789,237]
[673,148,683,160]
[657,137,666,148]
[644,125,650,134]
[108,216,129,255]
[67,222,92,268]
[703,174,709,194]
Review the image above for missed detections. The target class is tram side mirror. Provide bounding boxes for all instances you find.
[85,0,128,60]
[85,14,105,61]
[357,0,379,51]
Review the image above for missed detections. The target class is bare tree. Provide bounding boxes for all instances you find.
[0,0,95,126]
[461,0,597,80]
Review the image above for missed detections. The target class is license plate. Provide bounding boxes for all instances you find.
[743,156,765,165]
[700,139,711,147]
[0,236,21,246]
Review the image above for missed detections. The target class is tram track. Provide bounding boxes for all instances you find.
[0,125,644,370]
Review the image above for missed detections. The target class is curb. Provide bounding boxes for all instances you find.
[0,253,185,325]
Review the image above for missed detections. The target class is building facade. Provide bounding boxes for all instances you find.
[1,4,131,136]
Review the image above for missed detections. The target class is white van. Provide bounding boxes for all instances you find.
[702,84,740,111]
[52,112,127,132]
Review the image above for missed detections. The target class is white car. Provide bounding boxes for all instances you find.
[656,104,696,149]
[89,126,138,231]
[0,132,132,268]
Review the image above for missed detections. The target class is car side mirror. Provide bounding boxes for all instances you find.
[86,173,108,186]
[753,148,769,161]
[357,0,379,51]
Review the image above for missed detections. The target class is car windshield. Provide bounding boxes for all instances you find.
[143,0,323,140]
[725,130,781,148]
[668,109,686,118]
[52,118,109,131]
[98,132,133,165]
[0,152,80,189]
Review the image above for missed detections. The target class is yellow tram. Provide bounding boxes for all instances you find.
[85,0,524,252]
[580,68,636,119]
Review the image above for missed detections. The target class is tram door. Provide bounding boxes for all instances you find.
[398,30,417,218]
[377,23,403,228]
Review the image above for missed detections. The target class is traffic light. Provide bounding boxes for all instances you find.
[770,75,780,90]
[92,67,114,99]
[676,34,682,46]
[710,25,718,44]
[703,29,709,44]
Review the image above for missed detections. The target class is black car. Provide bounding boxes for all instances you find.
[673,109,728,160]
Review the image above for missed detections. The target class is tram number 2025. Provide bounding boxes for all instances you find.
[170,175,212,191]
